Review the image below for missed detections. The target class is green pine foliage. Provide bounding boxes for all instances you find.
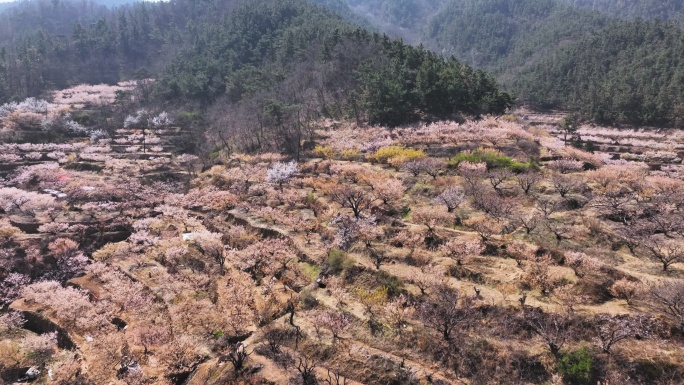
[425,0,611,75]
[326,0,684,128]
[157,0,513,126]
[420,0,684,127]
[557,0,684,21]
[4,0,683,129]
[358,41,513,126]
[556,347,594,385]
[513,19,684,127]
[0,0,512,128]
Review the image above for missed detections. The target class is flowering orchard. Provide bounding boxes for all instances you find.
[1,112,684,384]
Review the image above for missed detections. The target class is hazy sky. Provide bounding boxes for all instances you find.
[0,0,163,2]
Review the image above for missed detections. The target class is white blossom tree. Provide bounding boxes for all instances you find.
[266,161,298,190]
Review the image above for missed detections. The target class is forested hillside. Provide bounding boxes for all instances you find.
[0,0,110,40]
[513,19,684,127]
[0,0,183,98]
[95,0,139,6]
[422,0,684,127]
[558,0,684,21]
[0,0,512,144]
[425,0,609,70]
[2,0,684,130]
[420,0,684,127]
[330,0,684,128]
[341,0,445,42]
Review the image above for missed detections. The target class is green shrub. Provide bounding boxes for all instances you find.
[326,249,354,275]
[299,262,321,280]
[299,289,319,310]
[375,271,403,297]
[72,113,90,125]
[306,192,315,204]
[449,148,529,172]
[557,347,593,385]
[400,206,412,219]
[177,110,202,127]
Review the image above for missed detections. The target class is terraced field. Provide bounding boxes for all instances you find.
[2,111,684,384]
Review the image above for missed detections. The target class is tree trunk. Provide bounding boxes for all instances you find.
[352,207,360,218]
[550,344,560,358]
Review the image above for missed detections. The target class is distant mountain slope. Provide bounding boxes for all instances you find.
[513,19,684,127]
[3,0,682,128]
[95,0,138,6]
[425,0,609,70]
[0,0,246,100]
[331,0,684,127]
[0,0,143,9]
[158,0,512,129]
[0,0,511,134]
[557,0,684,21]
[0,0,110,41]
[342,0,446,43]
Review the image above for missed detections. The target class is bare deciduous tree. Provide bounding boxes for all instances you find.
[516,172,542,195]
[458,162,487,197]
[134,322,170,355]
[189,231,227,275]
[264,327,296,353]
[543,217,575,246]
[472,192,515,218]
[433,186,465,213]
[487,169,513,196]
[419,285,474,341]
[402,158,445,179]
[371,177,404,206]
[644,239,684,272]
[329,185,371,219]
[313,309,351,343]
[296,355,317,385]
[522,306,575,357]
[226,342,251,372]
[591,187,636,224]
[409,265,442,296]
[536,197,559,218]
[593,314,650,354]
[411,206,453,234]
[564,252,603,279]
[440,239,484,265]
[517,210,542,234]
[609,279,644,305]
[651,281,684,329]
[551,175,579,198]
[323,369,349,385]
